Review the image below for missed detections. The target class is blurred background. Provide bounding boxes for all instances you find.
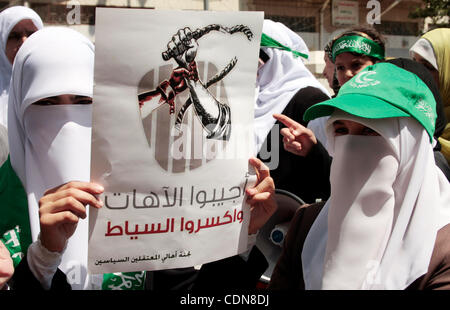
[3,0,449,93]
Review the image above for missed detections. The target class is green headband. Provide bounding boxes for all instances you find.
[332,35,384,62]
[260,33,308,60]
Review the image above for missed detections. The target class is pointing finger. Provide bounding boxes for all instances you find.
[273,113,302,130]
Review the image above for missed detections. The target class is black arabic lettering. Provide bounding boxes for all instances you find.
[162,186,183,207]
[228,186,241,201]
[195,190,207,208]
[133,189,160,209]
[104,192,129,210]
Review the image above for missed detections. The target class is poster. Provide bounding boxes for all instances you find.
[88,8,263,274]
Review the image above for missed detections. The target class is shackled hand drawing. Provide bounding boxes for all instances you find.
[88,8,263,274]
[139,24,253,141]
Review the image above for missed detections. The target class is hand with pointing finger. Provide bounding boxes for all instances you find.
[246,157,277,235]
[273,113,317,157]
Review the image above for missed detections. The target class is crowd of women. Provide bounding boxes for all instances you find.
[0,5,449,291]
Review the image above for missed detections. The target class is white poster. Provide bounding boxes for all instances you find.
[88,8,263,274]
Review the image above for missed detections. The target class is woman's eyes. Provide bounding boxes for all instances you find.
[334,126,348,135]
[336,62,363,72]
[74,98,92,105]
[7,33,20,41]
[333,125,379,136]
[8,31,34,41]
[362,127,378,136]
[351,62,362,70]
[33,97,92,105]
[34,100,56,105]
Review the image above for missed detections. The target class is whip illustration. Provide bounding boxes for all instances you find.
[139,24,254,141]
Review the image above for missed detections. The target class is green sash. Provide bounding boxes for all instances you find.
[0,157,31,266]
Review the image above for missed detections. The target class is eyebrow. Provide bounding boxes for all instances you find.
[335,57,367,66]
[333,120,344,125]
[8,30,35,38]
[350,58,365,64]
[40,95,90,100]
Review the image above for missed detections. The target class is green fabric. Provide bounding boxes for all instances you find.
[304,63,437,142]
[2,225,25,267]
[0,156,146,289]
[331,35,385,62]
[102,271,146,290]
[0,156,31,266]
[260,33,308,60]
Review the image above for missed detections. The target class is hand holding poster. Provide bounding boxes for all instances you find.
[88,8,264,274]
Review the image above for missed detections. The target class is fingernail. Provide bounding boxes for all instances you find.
[247,188,256,195]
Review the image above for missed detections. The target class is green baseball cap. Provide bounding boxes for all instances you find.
[304,63,437,142]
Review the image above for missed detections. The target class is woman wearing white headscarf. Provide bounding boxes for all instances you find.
[410,28,450,166]
[6,26,276,290]
[269,63,450,290]
[0,6,43,128]
[256,19,331,203]
[7,27,102,290]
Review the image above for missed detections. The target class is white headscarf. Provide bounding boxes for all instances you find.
[302,110,450,290]
[8,27,95,289]
[254,19,330,153]
[0,6,43,128]
[409,38,438,71]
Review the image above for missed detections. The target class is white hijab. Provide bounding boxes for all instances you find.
[8,27,95,289]
[409,38,438,71]
[0,6,43,128]
[302,110,450,290]
[254,19,330,153]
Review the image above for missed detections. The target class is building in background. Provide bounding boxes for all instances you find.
[3,0,242,41]
[2,0,431,92]
[243,0,429,91]
[244,0,424,53]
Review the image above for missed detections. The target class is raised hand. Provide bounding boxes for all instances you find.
[246,157,277,235]
[167,27,199,69]
[39,181,104,253]
[273,113,317,157]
